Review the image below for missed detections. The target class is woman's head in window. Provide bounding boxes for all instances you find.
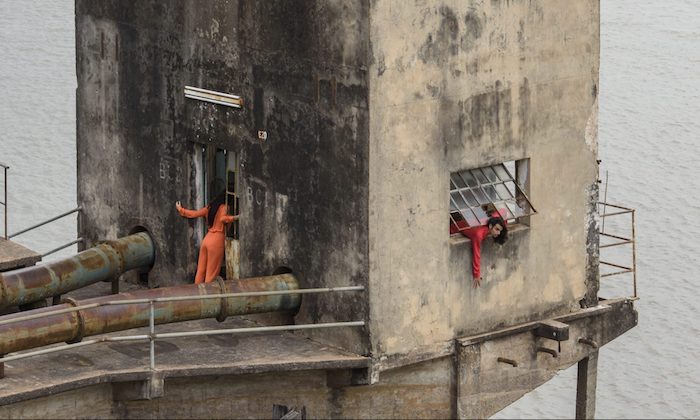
[488,216,508,245]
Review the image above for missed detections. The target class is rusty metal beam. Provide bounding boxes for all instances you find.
[0,273,300,355]
[0,232,155,308]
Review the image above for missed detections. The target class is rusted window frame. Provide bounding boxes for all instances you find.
[450,160,536,233]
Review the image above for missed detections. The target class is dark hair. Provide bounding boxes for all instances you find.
[487,216,508,245]
[207,192,227,227]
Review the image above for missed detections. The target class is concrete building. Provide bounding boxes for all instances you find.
[0,1,637,418]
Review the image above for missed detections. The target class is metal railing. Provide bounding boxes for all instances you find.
[0,162,8,240]
[598,202,637,298]
[8,206,83,257]
[0,286,365,372]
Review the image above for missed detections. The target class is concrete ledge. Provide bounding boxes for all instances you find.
[0,239,41,272]
[0,317,369,406]
[449,223,529,246]
[374,298,635,376]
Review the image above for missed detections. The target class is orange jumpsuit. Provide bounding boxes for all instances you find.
[177,204,236,284]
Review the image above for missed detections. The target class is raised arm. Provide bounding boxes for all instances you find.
[221,214,239,224]
[461,226,487,288]
[175,201,208,219]
[470,238,482,287]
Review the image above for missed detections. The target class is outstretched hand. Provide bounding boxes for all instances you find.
[175,201,183,214]
[472,276,482,288]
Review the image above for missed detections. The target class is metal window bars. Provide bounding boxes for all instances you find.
[450,163,537,229]
[225,151,239,239]
[0,286,365,372]
[598,202,637,298]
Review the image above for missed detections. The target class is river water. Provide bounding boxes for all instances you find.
[0,1,698,418]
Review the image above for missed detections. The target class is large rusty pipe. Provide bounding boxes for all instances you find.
[0,273,300,355]
[0,232,154,308]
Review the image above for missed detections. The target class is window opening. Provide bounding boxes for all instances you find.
[196,145,239,238]
[194,144,241,278]
[450,160,536,233]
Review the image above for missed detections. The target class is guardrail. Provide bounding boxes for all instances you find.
[0,286,365,375]
[598,202,637,298]
[8,206,83,257]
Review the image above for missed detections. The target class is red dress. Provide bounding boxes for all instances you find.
[450,211,506,279]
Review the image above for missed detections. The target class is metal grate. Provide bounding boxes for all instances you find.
[450,163,536,229]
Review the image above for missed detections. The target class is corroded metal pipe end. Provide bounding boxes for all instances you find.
[224,273,301,316]
[99,232,155,273]
[0,232,156,309]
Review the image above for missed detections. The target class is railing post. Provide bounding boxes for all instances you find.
[3,165,7,240]
[149,300,155,371]
[631,210,637,298]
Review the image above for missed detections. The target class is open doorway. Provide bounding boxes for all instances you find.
[194,144,240,279]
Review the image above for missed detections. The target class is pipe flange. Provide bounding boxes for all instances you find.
[214,276,228,323]
[99,241,125,279]
[61,297,85,344]
[0,274,7,308]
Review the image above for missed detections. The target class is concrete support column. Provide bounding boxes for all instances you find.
[576,350,599,419]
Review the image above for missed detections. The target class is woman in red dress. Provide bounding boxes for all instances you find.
[451,211,508,288]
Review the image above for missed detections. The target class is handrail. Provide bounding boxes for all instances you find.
[8,206,82,239]
[0,286,366,327]
[596,201,634,212]
[598,201,637,298]
[41,238,84,258]
[0,285,366,374]
[0,321,366,365]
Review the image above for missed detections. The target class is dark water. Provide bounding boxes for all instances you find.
[1,1,698,418]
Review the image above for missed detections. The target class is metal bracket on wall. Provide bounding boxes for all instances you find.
[534,319,570,342]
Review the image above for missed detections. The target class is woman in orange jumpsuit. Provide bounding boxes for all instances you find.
[175,193,239,284]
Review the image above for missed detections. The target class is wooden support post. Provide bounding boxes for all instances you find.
[576,350,599,419]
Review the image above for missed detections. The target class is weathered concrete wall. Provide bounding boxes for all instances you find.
[76,0,370,353]
[0,363,452,419]
[76,0,604,360]
[0,384,115,419]
[368,0,600,355]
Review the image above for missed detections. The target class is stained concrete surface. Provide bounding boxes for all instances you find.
[0,239,40,271]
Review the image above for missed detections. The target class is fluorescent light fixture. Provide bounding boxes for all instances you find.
[184,86,243,108]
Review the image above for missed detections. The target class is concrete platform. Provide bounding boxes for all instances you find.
[0,315,369,406]
[0,275,369,406]
[0,239,40,271]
